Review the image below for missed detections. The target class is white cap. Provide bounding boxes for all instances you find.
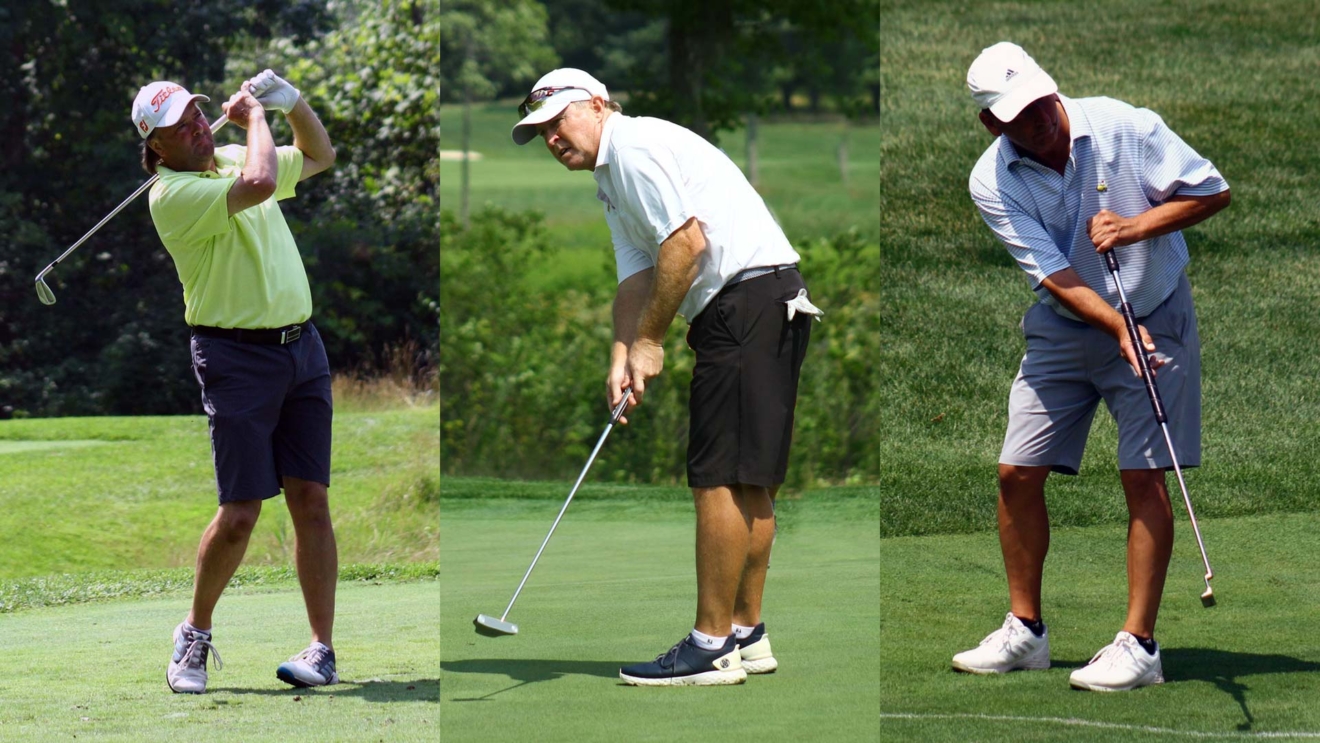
[511,68,609,145]
[967,42,1057,122]
[131,81,209,139]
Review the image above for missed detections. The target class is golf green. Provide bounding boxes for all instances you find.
[440,495,881,741]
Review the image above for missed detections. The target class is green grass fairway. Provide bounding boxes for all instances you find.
[0,581,438,742]
[0,406,438,579]
[440,480,880,741]
[880,513,1320,741]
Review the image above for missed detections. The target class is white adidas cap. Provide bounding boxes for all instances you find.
[967,42,1057,122]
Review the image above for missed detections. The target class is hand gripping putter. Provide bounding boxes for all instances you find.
[34,114,231,305]
[1104,250,1216,607]
[474,390,633,636]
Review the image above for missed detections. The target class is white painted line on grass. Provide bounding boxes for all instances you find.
[880,713,1320,739]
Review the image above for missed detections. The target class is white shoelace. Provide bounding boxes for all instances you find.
[181,636,223,671]
[1087,634,1140,669]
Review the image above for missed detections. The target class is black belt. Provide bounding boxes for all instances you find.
[191,322,307,345]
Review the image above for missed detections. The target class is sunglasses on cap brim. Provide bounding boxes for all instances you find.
[518,86,593,119]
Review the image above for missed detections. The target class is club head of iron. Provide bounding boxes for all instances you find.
[1201,588,1216,608]
[474,614,518,637]
[35,279,56,305]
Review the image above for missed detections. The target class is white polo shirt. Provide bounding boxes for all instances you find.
[970,95,1228,318]
[592,113,799,322]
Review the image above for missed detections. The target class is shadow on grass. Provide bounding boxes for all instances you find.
[222,679,439,703]
[1054,648,1320,731]
[441,659,625,701]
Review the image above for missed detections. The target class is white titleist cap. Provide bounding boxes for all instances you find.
[967,42,1057,122]
[131,81,209,139]
[511,68,609,145]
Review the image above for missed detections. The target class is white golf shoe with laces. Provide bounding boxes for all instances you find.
[1069,631,1164,691]
[167,623,222,694]
[952,612,1050,674]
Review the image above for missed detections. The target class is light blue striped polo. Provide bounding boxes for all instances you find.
[969,95,1228,318]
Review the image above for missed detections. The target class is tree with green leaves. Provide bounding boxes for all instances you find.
[439,0,557,224]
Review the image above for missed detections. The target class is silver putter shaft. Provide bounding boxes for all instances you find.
[474,390,633,637]
[1104,250,1215,607]
[34,113,230,306]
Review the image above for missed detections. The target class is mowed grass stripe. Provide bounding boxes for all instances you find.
[880,513,1320,742]
[441,497,880,742]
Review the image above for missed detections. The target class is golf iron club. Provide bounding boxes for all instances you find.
[1104,249,1216,607]
[33,113,230,306]
[474,389,633,637]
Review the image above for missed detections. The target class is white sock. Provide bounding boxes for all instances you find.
[689,628,726,650]
[732,623,755,640]
[184,621,210,637]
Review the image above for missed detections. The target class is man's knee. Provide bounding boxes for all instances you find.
[215,500,262,540]
[284,478,332,527]
[998,463,1050,496]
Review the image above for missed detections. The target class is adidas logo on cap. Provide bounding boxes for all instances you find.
[1005,68,1018,80]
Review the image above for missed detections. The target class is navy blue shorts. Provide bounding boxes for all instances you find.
[685,268,812,488]
[189,322,333,504]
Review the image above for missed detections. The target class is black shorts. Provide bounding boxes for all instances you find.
[685,268,812,488]
[189,322,333,504]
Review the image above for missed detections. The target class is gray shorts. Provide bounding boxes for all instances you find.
[1000,273,1200,475]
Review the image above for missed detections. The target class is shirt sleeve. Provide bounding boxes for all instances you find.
[611,143,694,246]
[1137,108,1228,202]
[274,145,304,201]
[606,203,654,284]
[969,170,1072,286]
[149,173,234,251]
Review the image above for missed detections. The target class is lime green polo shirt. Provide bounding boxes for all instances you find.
[148,144,311,328]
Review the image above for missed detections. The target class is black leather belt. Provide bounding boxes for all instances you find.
[191,322,307,345]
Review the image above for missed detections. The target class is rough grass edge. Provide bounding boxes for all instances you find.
[0,562,439,614]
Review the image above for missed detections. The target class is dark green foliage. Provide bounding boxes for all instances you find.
[440,207,879,487]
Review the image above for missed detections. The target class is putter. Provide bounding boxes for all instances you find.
[1104,250,1216,607]
[474,389,633,637]
[34,113,230,306]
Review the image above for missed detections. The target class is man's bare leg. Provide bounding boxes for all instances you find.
[1119,469,1173,639]
[998,464,1052,623]
[284,477,338,648]
[693,485,753,637]
[188,499,263,630]
[732,485,776,627]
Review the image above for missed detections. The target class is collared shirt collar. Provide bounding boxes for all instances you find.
[594,112,620,171]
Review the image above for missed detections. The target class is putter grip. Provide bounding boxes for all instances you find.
[1119,302,1168,424]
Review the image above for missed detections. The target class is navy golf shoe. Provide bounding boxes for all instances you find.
[619,633,746,687]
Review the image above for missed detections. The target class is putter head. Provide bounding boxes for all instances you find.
[474,614,518,637]
[35,278,56,305]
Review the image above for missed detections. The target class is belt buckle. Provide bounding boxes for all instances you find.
[280,325,301,344]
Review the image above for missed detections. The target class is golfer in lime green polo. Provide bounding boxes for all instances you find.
[132,71,340,694]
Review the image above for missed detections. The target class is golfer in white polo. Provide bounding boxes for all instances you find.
[511,69,821,687]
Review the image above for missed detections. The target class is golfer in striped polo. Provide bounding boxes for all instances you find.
[134,71,340,693]
[951,43,1230,691]
[512,69,821,687]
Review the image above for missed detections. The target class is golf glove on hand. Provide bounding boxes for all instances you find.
[246,69,300,114]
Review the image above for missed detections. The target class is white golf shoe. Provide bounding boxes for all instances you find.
[737,623,778,674]
[167,623,222,694]
[952,612,1050,674]
[1069,631,1164,691]
[276,642,340,688]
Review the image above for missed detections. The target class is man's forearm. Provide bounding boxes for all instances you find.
[636,218,705,342]
[614,271,651,363]
[243,109,278,185]
[1130,192,1231,242]
[286,98,335,165]
[1040,267,1125,339]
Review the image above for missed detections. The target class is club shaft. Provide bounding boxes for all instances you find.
[1106,252,1213,591]
[499,393,631,621]
[34,114,230,282]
